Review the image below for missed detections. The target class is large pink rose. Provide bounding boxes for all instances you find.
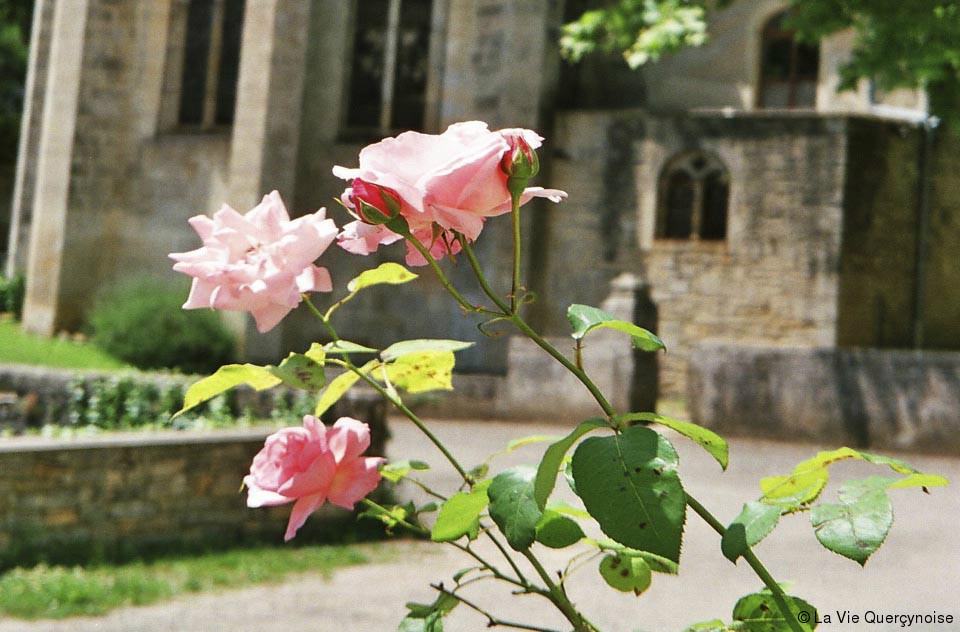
[244,416,385,541]
[169,191,338,333]
[333,121,566,266]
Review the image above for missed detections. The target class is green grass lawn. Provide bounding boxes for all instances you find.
[0,542,383,619]
[0,318,127,370]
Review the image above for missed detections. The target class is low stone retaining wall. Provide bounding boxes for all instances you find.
[688,344,960,454]
[0,391,388,568]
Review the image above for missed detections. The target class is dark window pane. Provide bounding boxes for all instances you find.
[391,0,431,130]
[662,172,694,239]
[346,0,388,129]
[761,38,793,81]
[179,0,214,125]
[795,42,819,79]
[701,173,729,240]
[759,10,819,110]
[214,0,245,125]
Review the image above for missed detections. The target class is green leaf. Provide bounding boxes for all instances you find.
[380,460,430,483]
[322,340,379,355]
[598,553,652,595]
[399,591,458,632]
[270,352,326,391]
[347,262,418,292]
[534,418,608,509]
[177,364,281,417]
[398,614,442,632]
[535,510,585,549]
[567,304,665,351]
[381,339,474,361]
[588,538,679,574]
[487,467,543,551]
[617,412,728,470]
[571,426,686,562]
[431,480,492,542]
[314,370,363,416]
[732,591,817,631]
[721,501,782,563]
[811,477,894,566]
[384,351,456,393]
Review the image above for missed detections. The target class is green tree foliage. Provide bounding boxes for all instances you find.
[0,0,32,162]
[562,0,960,124]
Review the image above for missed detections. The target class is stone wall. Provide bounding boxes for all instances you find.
[688,343,960,454]
[637,113,849,396]
[836,119,923,348]
[922,128,960,350]
[0,425,388,569]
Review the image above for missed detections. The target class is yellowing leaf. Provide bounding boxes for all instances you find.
[347,262,418,292]
[177,364,281,417]
[384,351,455,393]
[314,360,379,416]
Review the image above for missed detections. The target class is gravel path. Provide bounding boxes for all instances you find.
[1,418,957,631]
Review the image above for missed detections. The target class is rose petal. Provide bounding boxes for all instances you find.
[284,493,327,541]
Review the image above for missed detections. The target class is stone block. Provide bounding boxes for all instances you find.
[688,343,960,454]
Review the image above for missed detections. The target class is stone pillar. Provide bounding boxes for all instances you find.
[228,0,312,363]
[441,0,554,129]
[20,0,90,335]
[5,0,56,277]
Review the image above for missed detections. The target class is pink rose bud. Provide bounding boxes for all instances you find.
[349,179,403,225]
[169,191,338,333]
[500,134,539,180]
[244,416,385,541]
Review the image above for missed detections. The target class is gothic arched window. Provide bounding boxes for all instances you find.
[758,10,819,109]
[656,153,729,241]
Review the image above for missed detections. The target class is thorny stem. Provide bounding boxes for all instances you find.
[302,294,352,365]
[402,229,478,313]
[449,541,545,595]
[405,477,448,501]
[431,583,561,632]
[510,189,522,312]
[522,551,595,632]
[485,529,534,588]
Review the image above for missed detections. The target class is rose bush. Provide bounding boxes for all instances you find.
[172,122,948,632]
[170,191,337,332]
[244,416,384,541]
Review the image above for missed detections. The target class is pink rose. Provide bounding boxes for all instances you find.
[244,416,385,541]
[169,191,338,333]
[333,121,566,266]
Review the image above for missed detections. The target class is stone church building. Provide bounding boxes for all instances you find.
[4,0,958,408]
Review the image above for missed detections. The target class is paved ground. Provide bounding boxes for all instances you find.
[1,417,958,632]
